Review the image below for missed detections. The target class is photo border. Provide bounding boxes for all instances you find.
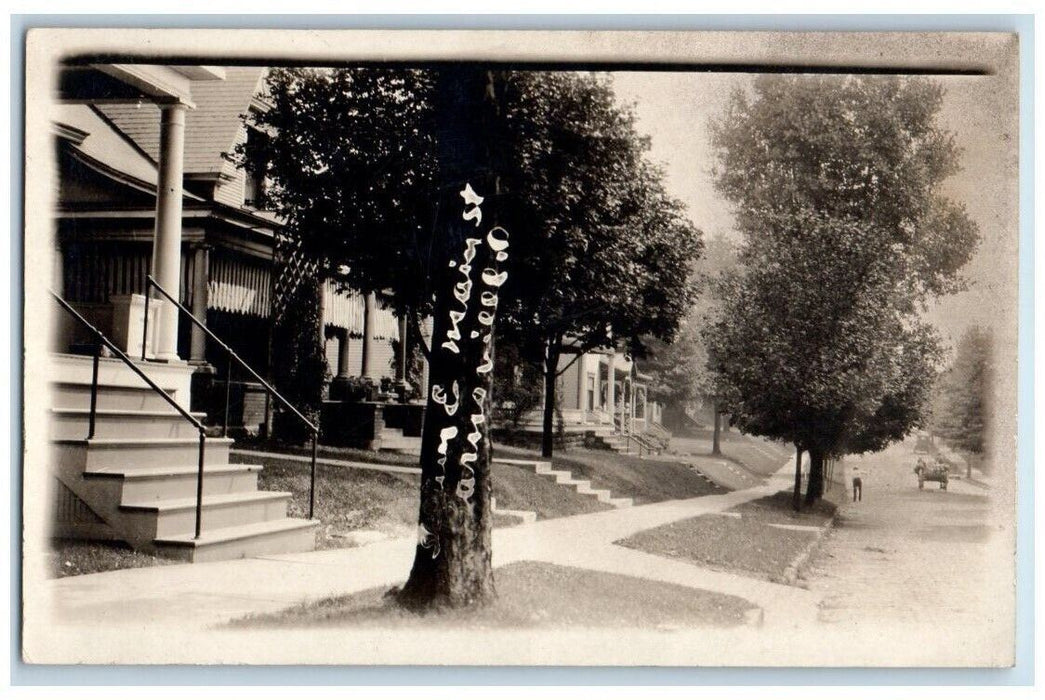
[8,12,1035,687]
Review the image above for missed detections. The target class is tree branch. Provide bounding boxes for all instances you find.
[407,311,432,361]
[553,338,606,378]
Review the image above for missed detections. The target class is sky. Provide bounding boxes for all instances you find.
[610,70,1020,355]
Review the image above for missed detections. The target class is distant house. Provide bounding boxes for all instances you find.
[499,345,670,453]
[553,348,663,433]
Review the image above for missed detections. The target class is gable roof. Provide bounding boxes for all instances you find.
[97,67,265,176]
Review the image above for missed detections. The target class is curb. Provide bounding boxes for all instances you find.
[778,510,837,586]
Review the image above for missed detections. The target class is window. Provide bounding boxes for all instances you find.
[243,126,269,209]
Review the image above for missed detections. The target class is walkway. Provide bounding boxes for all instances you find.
[26,443,1014,666]
[27,457,823,660]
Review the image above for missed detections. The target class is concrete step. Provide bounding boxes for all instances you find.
[380,435,422,452]
[531,461,555,475]
[53,437,234,471]
[120,490,292,540]
[490,497,537,525]
[52,381,178,412]
[85,463,262,502]
[520,459,634,509]
[153,518,318,563]
[574,481,599,495]
[50,408,207,440]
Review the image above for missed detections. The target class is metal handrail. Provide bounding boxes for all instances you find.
[51,290,210,539]
[623,433,645,457]
[142,275,320,518]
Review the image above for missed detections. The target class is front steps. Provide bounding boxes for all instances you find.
[379,426,422,455]
[590,431,664,456]
[49,354,318,562]
[495,457,633,509]
[490,497,538,525]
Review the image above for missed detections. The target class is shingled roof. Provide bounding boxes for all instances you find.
[97,67,265,176]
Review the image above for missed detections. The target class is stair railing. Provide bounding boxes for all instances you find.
[142,275,320,519]
[51,290,210,540]
[623,433,646,457]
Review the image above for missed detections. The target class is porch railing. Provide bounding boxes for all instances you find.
[142,275,320,519]
[51,290,211,539]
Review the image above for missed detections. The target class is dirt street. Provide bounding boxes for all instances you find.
[800,441,1014,665]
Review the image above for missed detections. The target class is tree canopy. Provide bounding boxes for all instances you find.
[703,75,979,504]
[240,68,702,457]
[494,72,701,358]
[643,233,737,420]
[238,67,440,320]
[240,69,700,360]
[493,72,702,455]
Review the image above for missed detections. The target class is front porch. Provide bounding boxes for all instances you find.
[554,350,664,437]
[495,349,671,454]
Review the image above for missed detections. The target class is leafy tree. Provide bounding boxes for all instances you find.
[240,70,700,460]
[234,68,439,441]
[494,72,702,457]
[240,67,439,318]
[240,67,700,604]
[932,326,992,458]
[705,75,979,507]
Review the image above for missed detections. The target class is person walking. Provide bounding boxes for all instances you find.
[852,472,863,502]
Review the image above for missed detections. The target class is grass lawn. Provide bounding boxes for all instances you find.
[671,434,793,477]
[47,540,177,579]
[616,490,837,583]
[238,452,607,549]
[230,560,757,629]
[495,445,729,504]
[237,453,422,548]
[491,458,611,518]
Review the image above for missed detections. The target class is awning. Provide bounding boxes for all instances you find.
[322,281,399,340]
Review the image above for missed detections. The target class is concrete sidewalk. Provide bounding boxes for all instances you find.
[33,461,817,633]
[25,458,833,664]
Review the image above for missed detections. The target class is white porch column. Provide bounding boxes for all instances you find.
[395,315,408,383]
[151,102,188,362]
[606,353,616,428]
[336,328,351,379]
[360,292,379,380]
[576,355,585,411]
[188,244,210,364]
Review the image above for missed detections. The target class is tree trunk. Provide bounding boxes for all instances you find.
[397,67,506,611]
[804,448,825,506]
[711,401,722,456]
[792,446,803,511]
[541,343,560,458]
